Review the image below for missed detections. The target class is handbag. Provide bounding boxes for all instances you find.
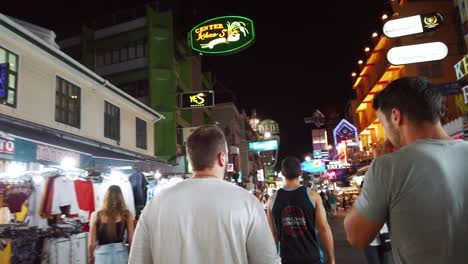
[378,232,392,252]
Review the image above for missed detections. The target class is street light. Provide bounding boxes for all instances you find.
[327,145,333,150]
[305,156,311,161]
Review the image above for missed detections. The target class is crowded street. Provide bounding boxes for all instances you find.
[1,0,468,263]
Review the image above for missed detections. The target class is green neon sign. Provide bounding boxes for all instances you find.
[189,16,255,55]
[249,140,278,152]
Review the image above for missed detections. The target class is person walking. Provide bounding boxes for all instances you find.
[344,76,468,263]
[267,156,335,264]
[129,125,280,264]
[88,185,134,264]
[328,191,338,217]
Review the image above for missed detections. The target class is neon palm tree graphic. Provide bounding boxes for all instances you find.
[200,21,250,49]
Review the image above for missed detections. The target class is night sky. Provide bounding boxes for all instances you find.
[4,0,388,162]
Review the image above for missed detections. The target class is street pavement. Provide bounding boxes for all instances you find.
[328,210,395,264]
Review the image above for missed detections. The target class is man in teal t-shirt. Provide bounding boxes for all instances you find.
[328,191,337,216]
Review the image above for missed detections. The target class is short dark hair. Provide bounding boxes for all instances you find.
[187,125,227,171]
[372,76,441,124]
[281,156,302,180]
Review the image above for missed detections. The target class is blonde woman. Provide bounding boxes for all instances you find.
[88,185,134,264]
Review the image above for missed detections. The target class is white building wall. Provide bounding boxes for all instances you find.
[0,19,156,156]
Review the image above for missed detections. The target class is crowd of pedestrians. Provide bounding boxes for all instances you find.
[88,76,468,264]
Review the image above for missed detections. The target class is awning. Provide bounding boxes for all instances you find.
[0,114,171,172]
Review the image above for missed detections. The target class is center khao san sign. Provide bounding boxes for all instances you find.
[189,16,255,55]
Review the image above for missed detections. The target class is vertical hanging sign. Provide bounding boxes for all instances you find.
[0,63,8,100]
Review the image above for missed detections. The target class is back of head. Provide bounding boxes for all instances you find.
[187,125,227,171]
[102,185,128,219]
[281,156,302,180]
[372,76,442,125]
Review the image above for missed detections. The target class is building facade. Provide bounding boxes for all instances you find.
[0,14,170,173]
[58,6,213,165]
[213,102,260,186]
[352,0,465,153]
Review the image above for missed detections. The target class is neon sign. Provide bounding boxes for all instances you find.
[0,63,8,100]
[301,159,326,173]
[179,90,215,109]
[249,140,278,152]
[333,119,358,146]
[189,16,255,55]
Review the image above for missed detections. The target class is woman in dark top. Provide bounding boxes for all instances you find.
[88,185,134,264]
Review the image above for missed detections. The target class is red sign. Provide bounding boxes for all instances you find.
[0,137,15,155]
[227,163,234,172]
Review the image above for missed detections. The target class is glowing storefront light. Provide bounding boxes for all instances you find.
[383,13,443,38]
[387,42,448,65]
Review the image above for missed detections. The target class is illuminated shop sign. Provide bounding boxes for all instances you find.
[454,54,468,80]
[249,140,278,152]
[333,119,358,146]
[387,42,448,65]
[189,16,255,55]
[0,63,8,100]
[179,91,214,110]
[326,161,351,170]
[227,163,234,172]
[258,119,280,134]
[0,136,15,155]
[37,145,80,165]
[301,159,326,173]
[383,12,443,38]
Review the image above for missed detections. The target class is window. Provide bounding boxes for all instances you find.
[55,77,81,128]
[136,40,144,58]
[96,54,104,67]
[112,50,119,64]
[0,46,19,107]
[95,39,148,68]
[136,117,147,149]
[104,101,120,141]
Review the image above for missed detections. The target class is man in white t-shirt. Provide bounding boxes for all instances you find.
[129,125,280,264]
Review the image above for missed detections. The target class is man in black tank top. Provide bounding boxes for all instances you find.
[267,157,335,264]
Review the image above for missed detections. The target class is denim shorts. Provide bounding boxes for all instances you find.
[94,242,128,264]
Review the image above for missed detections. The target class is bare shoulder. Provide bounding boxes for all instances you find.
[267,192,277,209]
[308,189,322,202]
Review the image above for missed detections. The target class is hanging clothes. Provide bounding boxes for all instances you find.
[50,176,80,218]
[3,181,33,213]
[0,240,11,264]
[0,207,10,224]
[129,172,147,215]
[28,175,48,228]
[73,179,95,223]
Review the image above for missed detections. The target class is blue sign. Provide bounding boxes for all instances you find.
[313,150,322,158]
[301,159,326,173]
[0,63,8,100]
[249,140,278,152]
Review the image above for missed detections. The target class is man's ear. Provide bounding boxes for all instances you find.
[391,108,402,126]
[218,151,227,167]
